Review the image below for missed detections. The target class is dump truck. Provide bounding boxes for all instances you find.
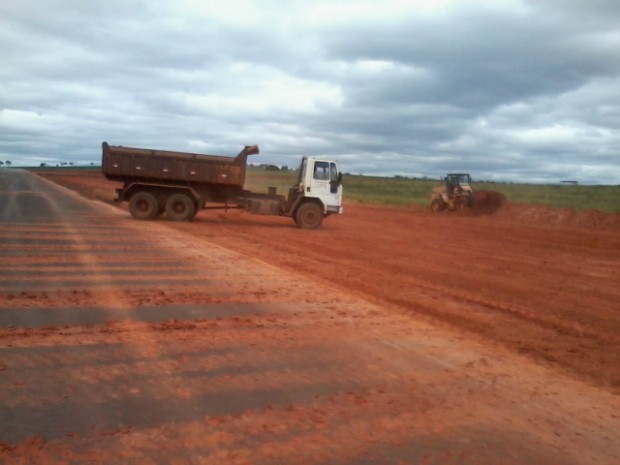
[430,173,474,212]
[101,142,343,229]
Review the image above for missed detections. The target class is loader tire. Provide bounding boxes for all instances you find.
[430,198,446,212]
[455,197,469,212]
[128,192,159,220]
[165,193,196,222]
[295,202,324,229]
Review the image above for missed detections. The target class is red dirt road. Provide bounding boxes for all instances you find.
[1,169,619,464]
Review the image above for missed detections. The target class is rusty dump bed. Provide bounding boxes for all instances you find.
[102,142,259,187]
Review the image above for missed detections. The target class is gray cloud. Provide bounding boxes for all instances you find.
[1,0,619,184]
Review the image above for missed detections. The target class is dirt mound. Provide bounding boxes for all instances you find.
[498,204,620,230]
[471,190,508,214]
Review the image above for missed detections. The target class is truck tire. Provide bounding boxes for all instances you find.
[295,202,323,229]
[128,192,159,220]
[430,198,446,212]
[165,193,196,221]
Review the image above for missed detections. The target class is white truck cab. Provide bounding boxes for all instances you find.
[286,156,344,229]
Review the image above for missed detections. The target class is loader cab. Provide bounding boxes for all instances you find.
[431,172,474,212]
[445,173,472,197]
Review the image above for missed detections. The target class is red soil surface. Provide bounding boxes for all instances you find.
[471,189,507,214]
[38,170,620,391]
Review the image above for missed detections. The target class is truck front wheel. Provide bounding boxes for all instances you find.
[128,192,159,220]
[295,202,324,229]
[165,193,196,221]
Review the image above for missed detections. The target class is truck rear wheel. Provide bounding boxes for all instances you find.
[165,193,196,221]
[295,202,323,229]
[128,192,159,220]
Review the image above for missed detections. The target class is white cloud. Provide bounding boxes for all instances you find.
[0,0,619,184]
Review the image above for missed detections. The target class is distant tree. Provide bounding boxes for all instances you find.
[40,163,47,167]
[5,161,10,166]
[265,165,280,172]
[0,161,4,167]
[90,162,94,166]
[61,162,67,166]
[281,165,289,172]
[69,162,74,166]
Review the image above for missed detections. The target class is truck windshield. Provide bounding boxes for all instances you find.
[330,163,338,182]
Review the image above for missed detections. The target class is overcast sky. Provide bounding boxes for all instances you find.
[1,0,619,184]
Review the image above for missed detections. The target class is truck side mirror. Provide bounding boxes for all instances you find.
[338,172,343,184]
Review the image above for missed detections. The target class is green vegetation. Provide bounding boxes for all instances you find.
[339,175,437,206]
[246,167,620,213]
[244,167,297,195]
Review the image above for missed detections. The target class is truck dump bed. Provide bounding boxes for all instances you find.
[102,142,259,187]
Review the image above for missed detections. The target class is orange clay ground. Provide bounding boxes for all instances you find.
[37,170,620,391]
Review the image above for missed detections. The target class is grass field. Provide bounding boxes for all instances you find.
[22,165,620,214]
[245,168,620,214]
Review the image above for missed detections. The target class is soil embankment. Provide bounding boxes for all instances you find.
[471,189,507,214]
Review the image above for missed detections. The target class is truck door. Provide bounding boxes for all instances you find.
[307,160,342,211]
